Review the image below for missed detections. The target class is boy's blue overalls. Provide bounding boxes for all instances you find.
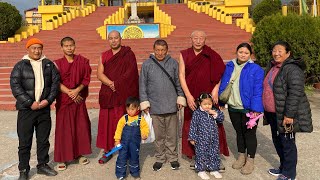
[116,114,141,178]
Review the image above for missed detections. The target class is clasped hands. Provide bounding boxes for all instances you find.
[67,88,83,104]
[31,100,49,110]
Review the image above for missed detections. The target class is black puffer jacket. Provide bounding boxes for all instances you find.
[265,57,313,133]
[10,58,60,110]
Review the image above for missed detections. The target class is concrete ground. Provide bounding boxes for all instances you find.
[0,92,319,180]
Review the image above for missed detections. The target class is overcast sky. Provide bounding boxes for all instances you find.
[1,0,39,15]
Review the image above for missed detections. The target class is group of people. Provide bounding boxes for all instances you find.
[10,29,312,180]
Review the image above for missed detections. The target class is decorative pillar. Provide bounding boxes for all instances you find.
[41,0,44,6]
[81,0,85,8]
[282,5,288,16]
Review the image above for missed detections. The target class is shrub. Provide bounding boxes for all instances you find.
[252,0,281,24]
[0,2,22,41]
[251,13,320,83]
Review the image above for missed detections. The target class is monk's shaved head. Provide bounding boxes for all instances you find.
[108,30,122,51]
[108,30,121,39]
[190,30,207,39]
[190,30,206,53]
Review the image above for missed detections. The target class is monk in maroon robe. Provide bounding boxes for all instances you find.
[179,30,229,168]
[96,30,139,164]
[54,37,92,171]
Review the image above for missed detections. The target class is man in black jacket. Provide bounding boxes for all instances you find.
[10,38,60,180]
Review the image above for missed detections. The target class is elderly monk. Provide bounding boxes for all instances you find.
[10,38,60,180]
[96,30,139,164]
[179,30,229,170]
[54,37,92,171]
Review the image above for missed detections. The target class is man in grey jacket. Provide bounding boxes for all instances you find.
[139,39,186,171]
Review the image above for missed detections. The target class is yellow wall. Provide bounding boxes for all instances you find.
[38,5,64,30]
[225,0,251,6]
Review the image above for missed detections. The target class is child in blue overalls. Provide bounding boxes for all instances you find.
[114,97,149,180]
[189,93,224,180]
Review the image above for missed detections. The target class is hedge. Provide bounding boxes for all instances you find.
[251,13,320,83]
[252,0,282,24]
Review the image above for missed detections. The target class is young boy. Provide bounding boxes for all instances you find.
[114,97,149,180]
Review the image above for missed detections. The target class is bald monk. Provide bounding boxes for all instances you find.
[96,30,139,164]
[179,30,229,170]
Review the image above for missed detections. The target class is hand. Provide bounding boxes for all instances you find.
[141,135,148,140]
[186,95,196,111]
[114,141,120,146]
[108,81,116,92]
[208,109,217,117]
[67,88,80,100]
[282,116,294,126]
[177,104,183,110]
[31,101,40,110]
[190,140,195,146]
[74,95,83,104]
[219,106,225,110]
[253,112,260,118]
[143,107,150,114]
[211,90,219,105]
[39,99,49,109]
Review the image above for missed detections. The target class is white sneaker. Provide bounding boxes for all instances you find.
[198,171,210,180]
[210,171,222,179]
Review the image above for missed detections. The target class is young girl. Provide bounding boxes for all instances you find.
[189,93,223,180]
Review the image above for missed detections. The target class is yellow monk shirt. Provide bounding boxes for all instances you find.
[114,114,149,142]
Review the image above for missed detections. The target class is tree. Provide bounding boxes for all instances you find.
[252,0,282,24]
[0,2,22,41]
[251,13,320,83]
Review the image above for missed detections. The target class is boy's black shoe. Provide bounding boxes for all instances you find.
[37,164,58,176]
[152,162,163,171]
[170,161,180,170]
[18,169,29,180]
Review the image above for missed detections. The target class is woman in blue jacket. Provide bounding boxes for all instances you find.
[219,43,264,175]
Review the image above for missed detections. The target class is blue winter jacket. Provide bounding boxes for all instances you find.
[218,60,264,112]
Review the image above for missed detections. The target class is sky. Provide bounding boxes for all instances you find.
[1,0,39,15]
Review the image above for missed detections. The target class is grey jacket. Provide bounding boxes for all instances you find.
[139,54,186,115]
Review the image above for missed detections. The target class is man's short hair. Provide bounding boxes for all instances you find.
[125,96,140,108]
[60,37,75,47]
[190,30,207,38]
[153,39,168,49]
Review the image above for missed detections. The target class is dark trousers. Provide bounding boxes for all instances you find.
[228,110,258,158]
[17,108,52,171]
[116,125,141,178]
[265,112,297,179]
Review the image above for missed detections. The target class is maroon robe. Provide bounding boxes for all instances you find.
[96,46,139,152]
[54,54,92,162]
[181,45,229,157]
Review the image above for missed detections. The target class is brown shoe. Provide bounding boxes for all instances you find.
[241,157,254,175]
[232,153,246,169]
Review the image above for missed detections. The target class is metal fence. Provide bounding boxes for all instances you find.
[287,4,320,16]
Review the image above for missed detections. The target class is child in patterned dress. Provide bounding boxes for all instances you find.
[189,93,223,179]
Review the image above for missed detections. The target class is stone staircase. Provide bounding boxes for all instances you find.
[0,4,251,110]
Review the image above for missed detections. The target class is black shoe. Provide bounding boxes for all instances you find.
[170,161,180,170]
[37,164,58,176]
[18,169,29,180]
[152,162,163,171]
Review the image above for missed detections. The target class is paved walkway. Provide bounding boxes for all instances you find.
[1,91,319,180]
